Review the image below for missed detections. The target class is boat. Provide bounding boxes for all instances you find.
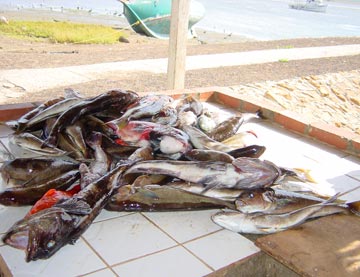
[118,0,205,39]
[289,0,328,13]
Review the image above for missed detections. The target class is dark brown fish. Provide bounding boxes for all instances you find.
[44,89,138,147]
[0,169,80,206]
[208,116,244,142]
[0,157,79,187]
[227,145,266,158]
[2,162,127,262]
[184,148,234,163]
[106,184,235,212]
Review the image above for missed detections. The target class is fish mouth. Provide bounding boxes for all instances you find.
[2,229,29,251]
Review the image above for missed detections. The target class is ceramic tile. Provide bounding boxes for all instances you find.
[82,268,117,277]
[94,209,132,223]
[82,213,177,265]
[0,125,13,137]
[323,174,360,203]
[0,238,106,277]
[0,205,30,234]
[184,229,260,271]
[112,246,212,277]
[143,209,222,243]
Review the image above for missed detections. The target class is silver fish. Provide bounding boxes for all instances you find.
[212,201,349,235]
[125,158,281,191]
[211,186,360,235]
[8,133,67,157]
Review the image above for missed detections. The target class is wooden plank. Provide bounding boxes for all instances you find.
[255,214,360,277]
[167,0,190,90]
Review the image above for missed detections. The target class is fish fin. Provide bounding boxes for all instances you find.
[136,187,160,200]
[280,167,317,183]
[54,198,91,215]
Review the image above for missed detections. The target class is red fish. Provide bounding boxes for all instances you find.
[26,185,80,217]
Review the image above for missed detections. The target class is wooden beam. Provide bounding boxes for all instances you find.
[167,0,190,90]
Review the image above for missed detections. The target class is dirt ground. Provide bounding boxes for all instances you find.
[1,24,360,135]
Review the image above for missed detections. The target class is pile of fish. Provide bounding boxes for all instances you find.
[0,89,359,262]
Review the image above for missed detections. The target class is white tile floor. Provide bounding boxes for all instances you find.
[0,102,359,277]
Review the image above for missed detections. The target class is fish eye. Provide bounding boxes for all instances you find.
[249,193,254,198]
[47,240,55,249]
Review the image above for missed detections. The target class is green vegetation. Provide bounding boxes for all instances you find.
[278,45,294,49]
[0,20,125,44]
[278,58,289,63]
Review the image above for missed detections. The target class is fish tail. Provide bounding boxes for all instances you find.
[347,200,360,216]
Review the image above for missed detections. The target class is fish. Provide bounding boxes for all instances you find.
[151,105,178,126]
[106,184,235,212]
[44,89,138,147]
[148,125,192,159]
[174,95,203,116]
[8,132,67,157]
[169,180,245,201]
[64,122,88,159]
[221,131,259,149]
[57,133,86,160]
[16,97,83,133]
[112,94,173,123]
[2,162,128,262]
[8,97,65,131]
[212,194,348,234]
[0,157,79,187]
[125,157,281,191]
[184,148,235,163]
[78,132,111,189]
[107,120,192,159]
[177,111,198,128]
[212,186,360,234]
[208,116,244,142]
[227,145,266,158]
[182,125,234,152]
[0,169,80,206]
[234,186,350,214]
[197,111,217,134]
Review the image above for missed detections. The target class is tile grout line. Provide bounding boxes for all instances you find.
[109,245,180,268]
[141,212,229,272]
[80,236,119,277]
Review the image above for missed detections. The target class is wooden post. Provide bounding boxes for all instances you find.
[167,0,190,90]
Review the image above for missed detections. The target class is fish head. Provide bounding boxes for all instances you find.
[232,158,281,188]
[106,120,155,147]
[2,207,77,262]
[235,189,276,213]
[149,126,192,159]
[211,211,248,233]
